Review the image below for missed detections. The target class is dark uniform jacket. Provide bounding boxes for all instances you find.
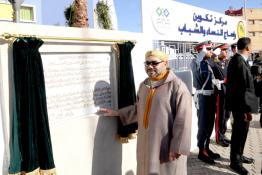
[199,60,214,90]
[226,53,258,113]
[212,59,229,94]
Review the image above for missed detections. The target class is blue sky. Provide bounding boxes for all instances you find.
[42,0,262,32]
[42,0,141,32]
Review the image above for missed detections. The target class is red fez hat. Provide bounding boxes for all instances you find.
[194,40,212,52]
[214,43,229,50]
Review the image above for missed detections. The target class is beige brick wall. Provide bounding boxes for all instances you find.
[244,8,262,52]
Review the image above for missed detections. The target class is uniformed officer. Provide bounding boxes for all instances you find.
[212,44,231,147]
[230,43,237,57]
[193,41,221,164]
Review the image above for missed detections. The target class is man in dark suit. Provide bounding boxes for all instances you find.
[226,37,258,175]
[254,76,262,127]
[252,51,262,127]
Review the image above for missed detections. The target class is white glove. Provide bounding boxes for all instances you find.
[212,79,224,90]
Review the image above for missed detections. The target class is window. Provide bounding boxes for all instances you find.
[258,20,262,25]
[248,20,255,25]
[20,6,34,22]
[249,32,255,37]
[0,2,35,22]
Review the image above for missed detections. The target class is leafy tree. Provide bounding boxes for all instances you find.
[64,4,74,26]
[95,0,112,29]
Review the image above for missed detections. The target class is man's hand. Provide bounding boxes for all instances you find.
[98,108,119,117]
[256,75,262,81]
[169,152,181,161]
[244,112,252,122]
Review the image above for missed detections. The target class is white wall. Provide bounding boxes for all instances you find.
[0,22,199,175]
[0,79,4,175]
[0,22,150,175]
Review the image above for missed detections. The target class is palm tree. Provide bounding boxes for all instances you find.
[8,0,24,22]
[72,0,88,27]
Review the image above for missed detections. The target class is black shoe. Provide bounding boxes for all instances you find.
[217,140,229,147]
[241,156,254,164]
[198,150,215,164]
[224,137,231,144]
[230,163,249,175]
[207,149,221,160]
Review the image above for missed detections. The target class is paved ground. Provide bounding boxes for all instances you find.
[188,114,262,175]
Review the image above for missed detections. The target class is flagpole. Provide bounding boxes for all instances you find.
[244,0,247,37]
[244,0,247,21]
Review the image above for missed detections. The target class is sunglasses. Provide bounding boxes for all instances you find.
[206,47,212,51]
[144,61,163,66]
[221,49,228,51]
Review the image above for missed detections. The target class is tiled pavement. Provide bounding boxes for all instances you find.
[188,114,262,175]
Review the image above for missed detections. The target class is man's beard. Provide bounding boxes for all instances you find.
[146,67,165,78]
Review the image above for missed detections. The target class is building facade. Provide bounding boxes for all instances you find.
[226,8,262,52]
[0,0,42,24]
[245,8,262,52]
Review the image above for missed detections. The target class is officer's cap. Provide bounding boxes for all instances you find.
[194,40,212,52]
[231,43,237,49]
[214,43,229,50]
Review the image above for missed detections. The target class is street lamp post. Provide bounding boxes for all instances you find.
[243,0,247,37]
[244,0,247,21]
[8,0,24,23]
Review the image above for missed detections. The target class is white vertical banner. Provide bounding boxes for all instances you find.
[106,0,118,30]
[93,0,118,30]
[0,88,3,175]
[0,43,10,175]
